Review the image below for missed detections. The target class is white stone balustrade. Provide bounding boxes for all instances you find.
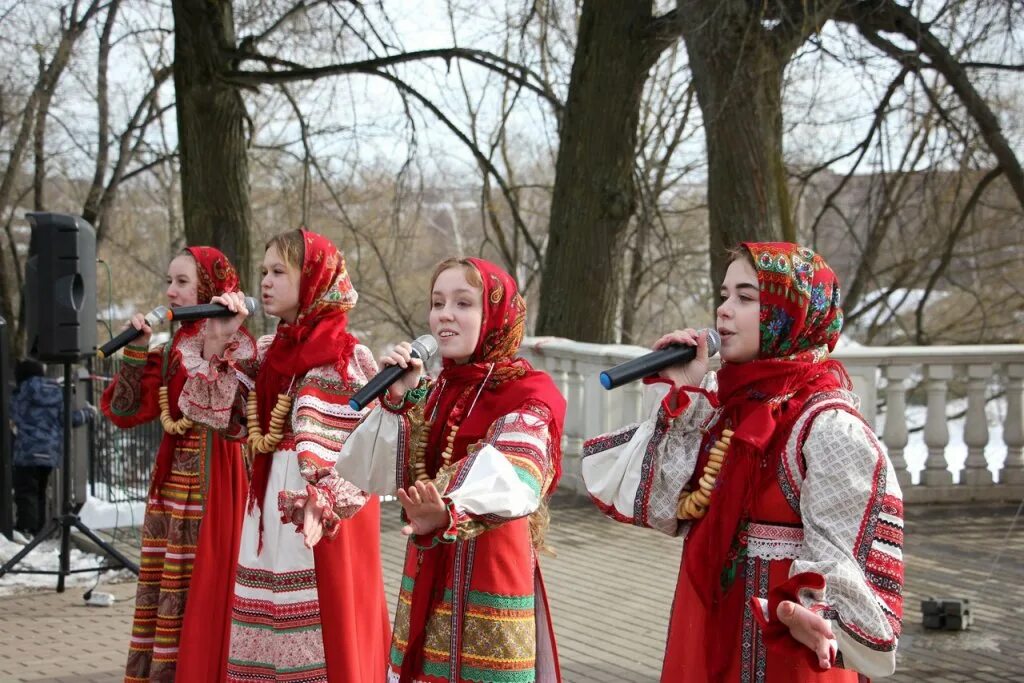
[520,338,1024,504]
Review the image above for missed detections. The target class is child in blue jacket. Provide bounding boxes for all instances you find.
[10,359,94,536]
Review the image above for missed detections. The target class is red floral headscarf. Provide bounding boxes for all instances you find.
[745,242,844,362]
[174,246,240,342]
[185,246,240,305]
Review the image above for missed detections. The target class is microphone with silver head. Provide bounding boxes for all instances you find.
[348,335,439,411]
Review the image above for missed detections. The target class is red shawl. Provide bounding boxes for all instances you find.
[680,242,850,675]
[250,229,359,514]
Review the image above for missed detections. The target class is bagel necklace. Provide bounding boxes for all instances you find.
[412,363,495,482]
[677,428,734,520]
[246,376,297,454]
[159,386,194,435]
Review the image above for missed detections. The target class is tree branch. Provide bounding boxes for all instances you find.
[225,47,562,112]
[913,167,1002,343]
[369,69,545,268]
[643,9,685,69]
[237,0,334,52]
[960,61,1024,72]
[841,0,1024,210]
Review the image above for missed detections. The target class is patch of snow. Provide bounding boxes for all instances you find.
[849,288,951,321]
[0,535,134,596]
[834,334,863,349]
[78,485,147,530]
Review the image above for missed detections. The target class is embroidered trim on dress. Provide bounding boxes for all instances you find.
[745,522,805,561]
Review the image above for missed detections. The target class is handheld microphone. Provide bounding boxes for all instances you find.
[97,306,168,358]
[600,329,721,390]
[166,296,258,322]
[348,335,439,411]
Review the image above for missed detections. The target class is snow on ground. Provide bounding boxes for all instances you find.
[1,484,143,596]
[0,534,134,596]
[78,484,147,530]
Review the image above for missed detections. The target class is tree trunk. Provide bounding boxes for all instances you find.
[620,211,650,345]
[680,3,793,287]
[32,60,48,212]
[172,0,252,288]
[535,1,659,342]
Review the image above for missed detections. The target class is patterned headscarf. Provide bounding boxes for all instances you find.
[184,246,240,305]
[293,230,359,326]
[174,246,240,341]
[743,242,844,362]
[461,257,527,365]
[261,229,359,383]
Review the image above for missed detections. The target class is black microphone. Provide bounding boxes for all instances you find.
[600,329,721,390]
[97,306,168,358]
[165,296,258,322]
[348,335,439,411]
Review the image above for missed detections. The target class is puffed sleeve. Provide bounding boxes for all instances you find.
[418,399,558,547]
[581,373,719,537]
[100,344,163,428]
[178,326,259,435]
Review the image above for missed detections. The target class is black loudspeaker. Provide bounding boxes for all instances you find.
[23,212,97,361]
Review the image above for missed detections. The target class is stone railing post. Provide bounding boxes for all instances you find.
[962,364,993,486]
[562,360,586,494]
[882,365,912,488]
[1002,363,1024,485]
[922,364,954,486]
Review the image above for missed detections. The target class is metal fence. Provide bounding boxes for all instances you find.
[85,357,162,503]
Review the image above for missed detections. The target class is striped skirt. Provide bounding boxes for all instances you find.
[125,431,204,683]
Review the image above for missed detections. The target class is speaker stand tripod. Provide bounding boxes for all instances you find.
[0,363,139,592]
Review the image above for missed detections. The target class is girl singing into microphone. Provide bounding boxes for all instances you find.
[179,228,389,682]
[304,257,567,683]
[583,243,904,681]
[101,247,254,682]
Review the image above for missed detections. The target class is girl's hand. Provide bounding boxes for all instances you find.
[126,312,153,348]
[396,480,448,537]
[652,328,710,388]
[301,492,328,549]
[379,341,425,402]
[777,600,836,670]
[202,291,249,359]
